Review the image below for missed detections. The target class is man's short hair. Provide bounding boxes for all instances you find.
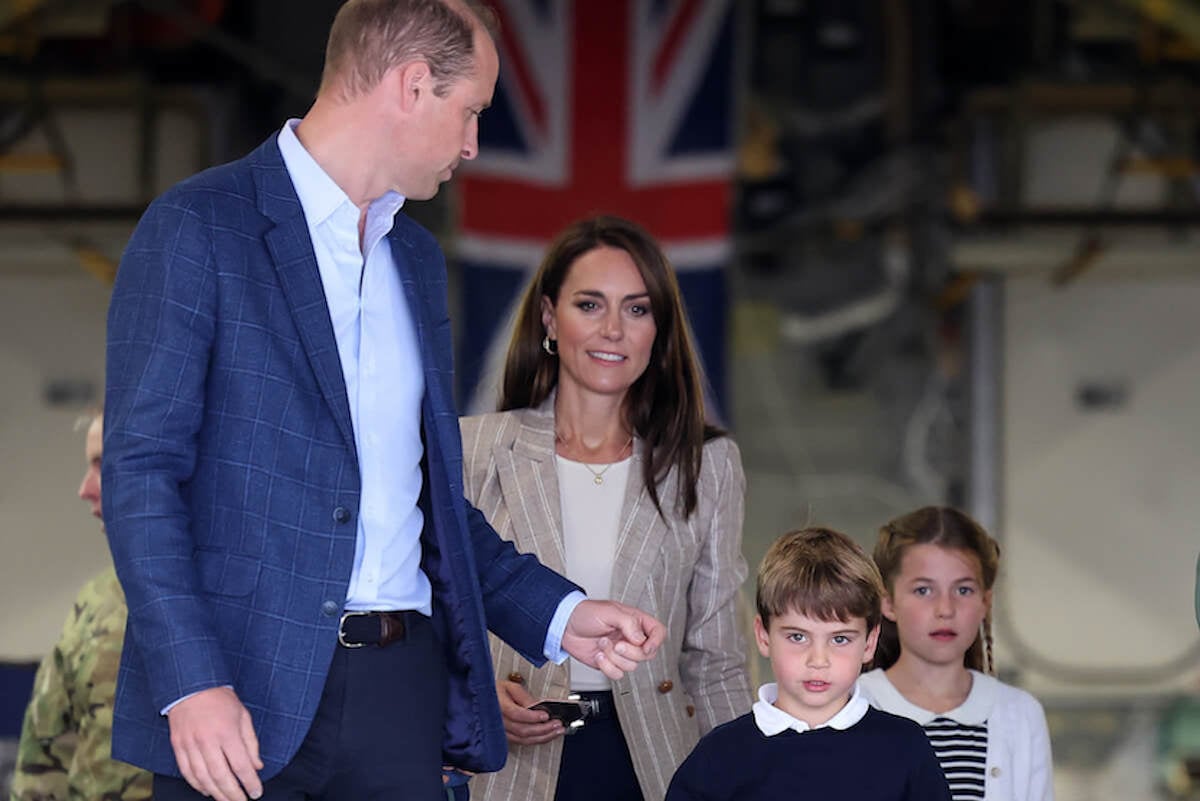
[321,0,496,99]
[756,527,884,632]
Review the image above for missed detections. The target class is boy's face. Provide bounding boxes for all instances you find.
[754,608,879,728]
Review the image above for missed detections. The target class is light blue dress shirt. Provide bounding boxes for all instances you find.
[277,121,581,656]
[278,120,430,615]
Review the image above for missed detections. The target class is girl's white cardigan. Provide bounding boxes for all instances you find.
[859,668,1055,801]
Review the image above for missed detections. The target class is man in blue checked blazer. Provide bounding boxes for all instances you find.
[102,2,665,800]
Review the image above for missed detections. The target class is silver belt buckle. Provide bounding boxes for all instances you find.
[566,693,591,734]
[571,693,600,720]
[338,610,371,648]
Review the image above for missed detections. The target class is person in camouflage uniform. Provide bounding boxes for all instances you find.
[9,413,151,801]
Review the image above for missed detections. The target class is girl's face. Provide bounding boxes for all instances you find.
[541,246,657,403]
[882,544,992,669]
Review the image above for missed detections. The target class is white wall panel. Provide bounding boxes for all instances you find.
[1001,275,1200,692]
[0,275,111,659]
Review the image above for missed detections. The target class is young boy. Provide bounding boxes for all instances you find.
[666,528,952,801]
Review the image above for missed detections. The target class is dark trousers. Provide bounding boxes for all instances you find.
[552,692,644,801]
[154,614,448,801]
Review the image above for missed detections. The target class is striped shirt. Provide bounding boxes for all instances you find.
[925,717,989,800]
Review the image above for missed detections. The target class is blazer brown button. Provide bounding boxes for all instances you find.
[657,680,673,693]
[507,672,525,685]
[686,705,695,718]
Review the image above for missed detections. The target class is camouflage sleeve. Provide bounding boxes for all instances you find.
[9,636,75,801]
[10,571,151,801]
[64,582,152,801]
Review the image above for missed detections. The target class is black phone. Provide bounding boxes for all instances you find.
[529,699,586,728]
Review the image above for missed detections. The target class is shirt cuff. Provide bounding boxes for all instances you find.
[543,591,586,663]
[161,685,233,716]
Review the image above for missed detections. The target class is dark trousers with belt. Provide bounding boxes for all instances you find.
[553,691,645,801]
[154,611,448,801]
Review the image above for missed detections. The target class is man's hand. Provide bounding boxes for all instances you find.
[561,599,665,680]
[167,686,263,801]
[495,679,565,745]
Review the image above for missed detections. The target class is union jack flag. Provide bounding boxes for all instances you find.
[456,0,737,416]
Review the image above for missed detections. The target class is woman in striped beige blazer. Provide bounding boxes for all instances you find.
[460,216,751,801]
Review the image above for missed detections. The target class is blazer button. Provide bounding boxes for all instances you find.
[686,705,695,718]
[333,506,351,524]
[507,672,525,685]
[321,600,340,617]
[657,680,673,694]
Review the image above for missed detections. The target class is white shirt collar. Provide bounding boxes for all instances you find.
[751,681,870,736]
[859,668,997,726]
[276,119,405,228]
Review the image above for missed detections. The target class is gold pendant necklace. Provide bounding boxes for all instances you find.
[582,462,616,485]
[560,435,633,486]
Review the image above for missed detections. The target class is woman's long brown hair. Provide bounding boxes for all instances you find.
[498,215,721,519]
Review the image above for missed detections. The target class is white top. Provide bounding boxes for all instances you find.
[556,455,632,691]
[752,681,869,736]
[859,668,1055,801]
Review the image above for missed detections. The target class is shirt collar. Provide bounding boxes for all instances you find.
[276,119,405,228]
[751,681,870,736]
[862,668,996,726]
[952,671,997,724]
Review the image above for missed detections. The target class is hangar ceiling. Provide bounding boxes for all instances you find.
[0,0,1196,287]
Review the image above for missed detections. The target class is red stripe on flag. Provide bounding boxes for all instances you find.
[492,2,546,134]
[459,179,730,241]
[653,0,702,93]
[572,0,627,197]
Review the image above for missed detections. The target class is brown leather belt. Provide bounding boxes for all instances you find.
[337,610,416,648]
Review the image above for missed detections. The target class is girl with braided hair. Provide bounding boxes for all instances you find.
[858,507,1054,801]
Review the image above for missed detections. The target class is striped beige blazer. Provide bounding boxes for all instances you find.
[460,401,752,801]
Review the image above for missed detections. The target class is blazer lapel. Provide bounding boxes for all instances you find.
[384,223,469,505]
[385,228,441,419]
[490,401,671,602]
[494,405,567,575]
[253,139,357,455]
[610,440,671,606]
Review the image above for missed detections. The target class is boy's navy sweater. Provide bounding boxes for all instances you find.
[665,706,953,801]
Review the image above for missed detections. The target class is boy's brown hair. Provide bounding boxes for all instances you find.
[756,527,885,631]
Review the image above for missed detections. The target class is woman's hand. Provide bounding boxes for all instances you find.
[497,680,566,745]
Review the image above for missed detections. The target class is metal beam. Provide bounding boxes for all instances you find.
[976,208,1200,226]
[0,76,207,109]
[966,81,1200,115]
[952,231,1199,277]
[0,204,146,222]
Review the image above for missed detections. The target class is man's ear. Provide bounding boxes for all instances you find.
[753,615,771,659]
[393,59,432,113]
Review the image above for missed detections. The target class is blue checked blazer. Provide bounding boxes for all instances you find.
[102,134,577,779]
